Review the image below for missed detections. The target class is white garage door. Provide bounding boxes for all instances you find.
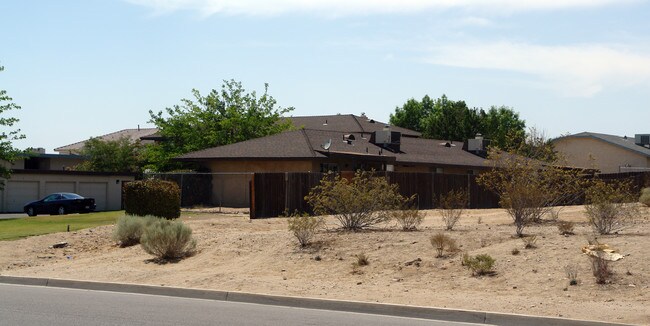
[45,182,75,195]
[5,181,40,213]
[78,182,108,211]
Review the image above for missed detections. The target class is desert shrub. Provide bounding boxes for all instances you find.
[354,252,369,266]
[140,219,196,260]
[305,170,404,231]
[124,179,181,219]
[511,248,520,255]
[589,255,613,284]
[430,232,457,258]
[286,211,324,248]
[640,187,650,207]
[393,204,424,231]
[477,146,586,237]
[521,235,538,249]
[462,253,496,276]
[112,215,158,247]
[565,264,579,286]
[438,189,467,230]
[585,179,638,235]
[557,220,575,235]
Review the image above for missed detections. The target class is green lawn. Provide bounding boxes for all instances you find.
[0,211,125,241]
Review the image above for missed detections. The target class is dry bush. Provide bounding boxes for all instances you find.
[306,170,404,231]
[565,264,579,286]
[585,179,638,235]
[557,220,575,235]
[477,145,586,237]
[521,235,538,249]
[393,204,424,231]
[589,255,613,284]
[354,252,369,266]
[140,219,197,260]
[511,248,520,255]
[640,187,650,207]
[286,211,324,248]
[113,215,158,247]
[430,232,457,257]
[438,189,467,230]
[462,253,496,276]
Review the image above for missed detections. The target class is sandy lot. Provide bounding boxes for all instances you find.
[1,206,649,325]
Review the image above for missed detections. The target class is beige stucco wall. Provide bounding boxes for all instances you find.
[554,137,649,173]
[0,172,135,212]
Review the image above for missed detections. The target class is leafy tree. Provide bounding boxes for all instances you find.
[147,80,293,171]
[0,65,25,189]
[389,95,526,150]
[76,137,143,173]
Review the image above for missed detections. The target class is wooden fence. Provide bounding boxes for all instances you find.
[250,172,500,218]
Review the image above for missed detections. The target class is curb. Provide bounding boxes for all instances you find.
[0,275,631,326]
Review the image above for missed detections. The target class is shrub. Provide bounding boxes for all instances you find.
[438,189,467,230]
[462,253,496,276]
[140,219,197,260]
[354,252,369,266]
[286,211,324,248]
[430,232,457,258]
[393,205,424,231]
[585,179,638,235]
[511,248,520,255]
[522,235,538,249]
[640,187,650,207]
[305,170,404,231]
[124,179,181,219]
[565,264,579,286]
[113,215,157,247]
[557,220,575,235]
[589,255,613,284]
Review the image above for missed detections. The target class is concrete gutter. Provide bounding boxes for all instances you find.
[0,275,632,326]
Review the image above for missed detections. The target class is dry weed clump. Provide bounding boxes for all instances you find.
[286,211,324,248]
[640,187,650,207]
[430,232,457,258]
[393,205,424,231]
[565,264,579,286]
[438,189,467,230]
[354,252,370,267]
[522,235,538,249]
[557,220,575,235]
[589,255,613,284]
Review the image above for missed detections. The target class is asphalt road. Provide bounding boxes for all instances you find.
[0,284,487,326]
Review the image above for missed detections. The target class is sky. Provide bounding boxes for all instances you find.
[1,0,649,152]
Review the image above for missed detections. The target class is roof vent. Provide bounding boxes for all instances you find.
[323,119,328,126]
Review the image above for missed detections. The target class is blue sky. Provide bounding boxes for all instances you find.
[1,0,649,152]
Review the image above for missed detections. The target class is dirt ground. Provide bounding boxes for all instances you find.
[1,206,649,325]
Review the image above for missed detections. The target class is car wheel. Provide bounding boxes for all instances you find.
[27,207,36,217]
[57,206,66,215]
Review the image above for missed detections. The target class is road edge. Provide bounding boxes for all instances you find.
[0,275,632,326]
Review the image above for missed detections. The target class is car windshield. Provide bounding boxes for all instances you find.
[62,193,83,199]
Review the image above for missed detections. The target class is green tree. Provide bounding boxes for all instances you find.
[0,65,25,189]
[76,137,143,173]
[147,80,293,171]
[389,95,526,151]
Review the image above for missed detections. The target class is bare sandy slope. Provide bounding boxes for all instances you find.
[1,206,649,325]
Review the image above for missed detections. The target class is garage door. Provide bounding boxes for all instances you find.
[45,182,75,195]
[5,181,40,213]
[78,182,108,211]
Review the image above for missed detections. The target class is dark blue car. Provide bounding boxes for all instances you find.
[24,193,96,216]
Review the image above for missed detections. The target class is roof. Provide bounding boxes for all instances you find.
[178,129,487,168]
[554,132,650,158]
[55,128,158,152]
[287,114,421,137]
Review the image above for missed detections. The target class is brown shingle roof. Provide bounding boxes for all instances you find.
[287,114,421,137]
[55,128,158,153]
[179,128,487,168]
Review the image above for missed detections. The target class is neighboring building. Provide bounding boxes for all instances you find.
[176,114,488,207]
[553,132,650,173]
[54,127,158,155]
